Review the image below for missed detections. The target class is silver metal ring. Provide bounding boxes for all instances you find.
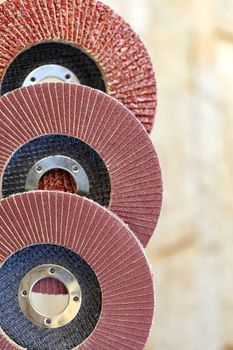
[25,155,89,195]
[18,264,82,329]
[22,64,80,86]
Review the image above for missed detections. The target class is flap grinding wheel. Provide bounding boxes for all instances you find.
[0,83,163,247]
[0,191,155,350]
[0,0,157,132]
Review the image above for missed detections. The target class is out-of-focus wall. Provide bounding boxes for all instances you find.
[103,1,233,350]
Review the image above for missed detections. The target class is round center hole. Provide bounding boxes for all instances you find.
[38,169,77,193]
[31,277,69,317]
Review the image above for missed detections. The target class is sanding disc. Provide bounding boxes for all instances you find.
[0,0,157,132]
[0,191,155,350]
[0,83,162,246]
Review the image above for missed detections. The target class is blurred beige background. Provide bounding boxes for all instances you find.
[103,0,233,349]
[1,0,232,349]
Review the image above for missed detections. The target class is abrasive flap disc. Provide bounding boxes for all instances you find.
[0,0,157,132]
[0,83,163,246]
[0,191,155,350]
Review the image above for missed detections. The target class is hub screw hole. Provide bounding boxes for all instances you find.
[73,296,80,302]
[72,165,79,173]
[49,267,55,274]
[31,77,36,82]
[65,74,71,80]
[21,290,27,297]
[45,318,52,325]
[36,165,43,173]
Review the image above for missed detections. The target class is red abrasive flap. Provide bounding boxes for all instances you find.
[0,0,157,132]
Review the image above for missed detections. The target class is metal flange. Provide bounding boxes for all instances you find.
[25,155,89,195]
[18,264,82,329]
[23,64,80,86]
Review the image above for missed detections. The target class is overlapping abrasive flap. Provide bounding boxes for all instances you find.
[0,0,157,132]
[0,83,162,247]
[0,191,154,350]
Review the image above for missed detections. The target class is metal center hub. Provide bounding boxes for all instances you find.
[23,64,80,86]
[25,155,90,195]
[18,264,82,329]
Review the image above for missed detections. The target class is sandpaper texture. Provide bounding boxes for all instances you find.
[0,83,163,246]
[32,277,68,295]
[0,0,157,132]
[38,168,77,193]
[0,191,155,350]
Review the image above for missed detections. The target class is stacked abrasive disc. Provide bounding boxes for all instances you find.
[0,1,162,350]
[0,0,157,133]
